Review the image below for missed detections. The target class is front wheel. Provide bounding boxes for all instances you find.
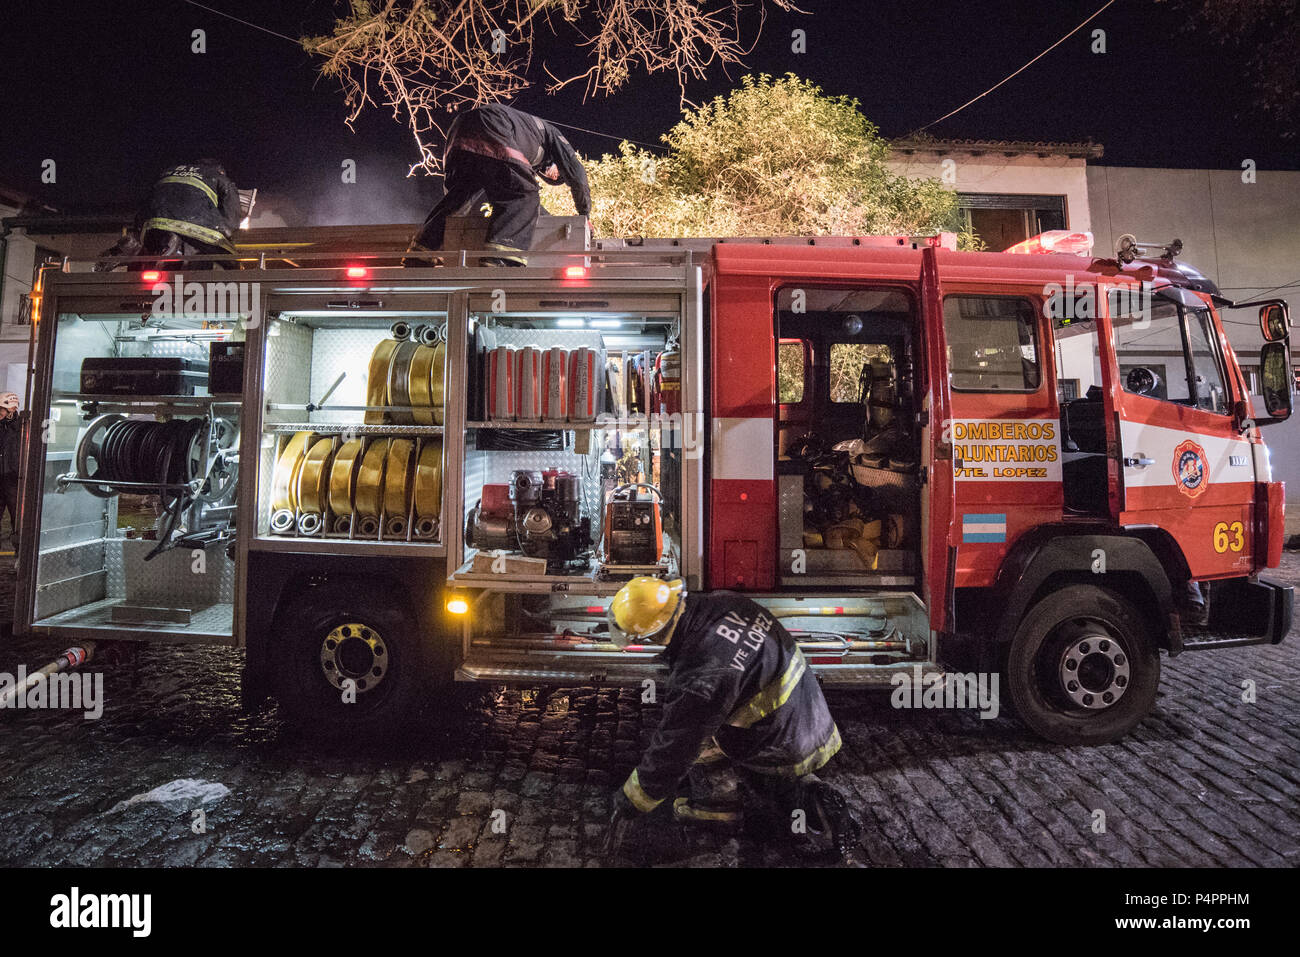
[1005,584,1160,746]
[272,581,427,740]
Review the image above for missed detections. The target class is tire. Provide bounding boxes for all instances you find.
[1005,584,1159,746]
[272,581,428,740]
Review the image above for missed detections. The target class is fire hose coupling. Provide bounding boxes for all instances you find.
[0,642,96,713]
[390,320,412,341]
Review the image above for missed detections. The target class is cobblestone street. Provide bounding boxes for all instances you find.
[1,552,1297,868]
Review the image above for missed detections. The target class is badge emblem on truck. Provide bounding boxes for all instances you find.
[1172,439,1209,498]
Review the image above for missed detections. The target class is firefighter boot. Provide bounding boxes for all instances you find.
[804,779,864,866]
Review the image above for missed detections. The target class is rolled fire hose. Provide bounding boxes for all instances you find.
[0,644,94,713]
[295,437,336,535]
[388,340,420,425]
[354,438,390,536]
[430,341,446,425]
[270,431,313,533]
[365,340,398,424]
[384,439,415,535]
[328,438,364,516]
[408,344,438,425]
[412,440,443,539]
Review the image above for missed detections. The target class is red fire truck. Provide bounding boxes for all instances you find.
[14,220,1293,746]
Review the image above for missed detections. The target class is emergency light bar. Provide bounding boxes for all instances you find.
[1004,230,1094,256]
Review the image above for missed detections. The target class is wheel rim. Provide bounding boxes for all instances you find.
[1042,619,1131,712]
[318,622,389,695]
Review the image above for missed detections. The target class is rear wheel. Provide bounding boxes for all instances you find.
[1006,584,1159,746]
[272,582,427,740]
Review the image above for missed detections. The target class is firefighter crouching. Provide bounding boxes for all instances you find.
[96,159,241,271]
[405,104,590,267]
[603,577,861,862]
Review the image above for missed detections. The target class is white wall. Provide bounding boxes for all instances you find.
[888,150,1092,234]
[0,200,36,403]
[1089,165,1300,526]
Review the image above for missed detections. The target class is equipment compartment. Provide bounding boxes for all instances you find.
[27,307,242,641]
[454,305,684,590]
[254,308,448,548]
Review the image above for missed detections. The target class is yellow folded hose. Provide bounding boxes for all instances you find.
[271,431,314,511]
[409,344,437,425]
[328,438,364,516]
[355,439,390,518]
[414,440,443,518]
[384,439,415,517]
[430,341,446,426]
[296,438,336,514]
[365,340,398,424]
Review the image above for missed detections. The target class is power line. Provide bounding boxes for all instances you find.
[907,0,1120,137]
[178,0,301,44]
[175,0,665,151]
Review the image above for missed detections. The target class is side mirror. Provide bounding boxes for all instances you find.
[1260,340,1292,420]
[1260,302,1290,341]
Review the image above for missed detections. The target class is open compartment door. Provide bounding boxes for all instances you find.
[920,247,958,634]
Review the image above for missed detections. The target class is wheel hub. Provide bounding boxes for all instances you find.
[319,623,388,694]
[1058,633,1129,709]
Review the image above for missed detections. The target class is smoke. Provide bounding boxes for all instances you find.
[247,150,444,228]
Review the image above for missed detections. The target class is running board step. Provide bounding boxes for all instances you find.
[455,657,935,688]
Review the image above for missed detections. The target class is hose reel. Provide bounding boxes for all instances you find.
[68,412,239,558]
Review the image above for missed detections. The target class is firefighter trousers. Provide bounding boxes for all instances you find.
[411,149,539,263]
[128,231,229,271]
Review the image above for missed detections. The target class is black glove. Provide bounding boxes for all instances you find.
[601,789,640,861]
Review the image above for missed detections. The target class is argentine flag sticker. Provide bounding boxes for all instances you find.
[962,513,1007,543]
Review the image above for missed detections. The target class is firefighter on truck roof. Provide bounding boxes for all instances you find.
[603,577,861,863]
[405,103,591,267]
[96,160,241,271]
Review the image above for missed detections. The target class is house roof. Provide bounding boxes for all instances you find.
[890,137,1104,160]
[0,182,58,215]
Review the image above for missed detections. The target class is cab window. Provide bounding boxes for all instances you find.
[778,340,806,404]
[1113,296,1230,414]
[943,295,1040,392]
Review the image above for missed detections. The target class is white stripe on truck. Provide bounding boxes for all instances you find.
[712,417,773,481]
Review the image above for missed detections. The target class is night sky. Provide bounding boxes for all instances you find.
[1,0,1294,225]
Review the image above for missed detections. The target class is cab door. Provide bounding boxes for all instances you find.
[1104,285,1257,578]
[920,249,958,632]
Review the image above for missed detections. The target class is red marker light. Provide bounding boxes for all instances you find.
[141,270,162,283]
[563,265,587,279]
[345,266,368,279]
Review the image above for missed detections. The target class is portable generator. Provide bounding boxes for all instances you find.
[602,483,664,565]
[465,469,591,570]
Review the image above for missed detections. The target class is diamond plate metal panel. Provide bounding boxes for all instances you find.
[108,538,236,605]
[37,597,235,637]
[308,326,394,426]
[34,539,107,620]
[263,320,313,423]
[489,327,605,351]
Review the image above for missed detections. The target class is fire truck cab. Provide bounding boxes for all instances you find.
[15,222,1293,746]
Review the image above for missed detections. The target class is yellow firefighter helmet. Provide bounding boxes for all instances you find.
[608,577,685,647]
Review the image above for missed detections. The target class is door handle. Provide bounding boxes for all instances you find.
[1124,455,1155,468]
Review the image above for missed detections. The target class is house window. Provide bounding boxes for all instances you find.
[959,193,1067,251]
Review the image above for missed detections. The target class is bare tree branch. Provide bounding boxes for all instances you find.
[303,0,803,175]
